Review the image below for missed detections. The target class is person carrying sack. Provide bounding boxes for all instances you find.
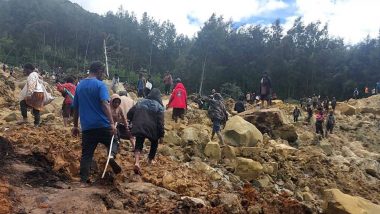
[19,63,45,126]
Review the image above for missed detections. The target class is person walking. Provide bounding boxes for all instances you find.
[144,75,153,96]
[72,61,121,186]
[326,111,335,137]
[111,74,120,93]
[260,72,272,109]
[315,108,325,137]
[353,88,359,99]
[19,63,44,126]
[306,105,313,124]
[167,79,187,123]
[293,106,301,123]
[163,71,173,95]
[331,97,337,111]
[127,89,165,175]
[57,76,76,127]
[137,73,146,98]
[208,93,228,145]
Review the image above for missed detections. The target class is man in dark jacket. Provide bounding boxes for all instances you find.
[234,96,245,113]
[127,88,165,175]
[208,93,228,145]
[260,72,272,109]
[331,97,337,111]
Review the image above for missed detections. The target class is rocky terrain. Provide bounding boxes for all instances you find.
[0,66,379,213]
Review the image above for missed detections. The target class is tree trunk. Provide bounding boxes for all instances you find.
[199,54,208,96]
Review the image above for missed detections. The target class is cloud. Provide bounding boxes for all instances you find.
[70,0,290,37]
[292,0,380,44]
[70,0,380,43]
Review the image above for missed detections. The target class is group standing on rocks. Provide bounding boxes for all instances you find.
[12,60,380,187]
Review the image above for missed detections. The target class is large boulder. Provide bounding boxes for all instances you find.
[357,107,380,115]
[239,108,297,142]
[323,189,380,214]
[223,116,263,147]
[234,157,263,181]
[336,102,357,116]
[204,141,221,160]
[272,124,298,143]
[164,131,182,146]
[182,125,209,146]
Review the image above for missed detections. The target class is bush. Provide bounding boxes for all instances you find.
[220,82,242,100]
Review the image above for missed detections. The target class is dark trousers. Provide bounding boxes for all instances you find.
[135,136,158,160]
[172,108,185,122]
[80,128,118,182]
[293,116,299,122]
[316,121,324,136]
[20,100,40,125]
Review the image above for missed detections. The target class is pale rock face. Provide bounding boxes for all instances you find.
[223,115,263,147]
[234,157,263,181]
[323,189,380,214]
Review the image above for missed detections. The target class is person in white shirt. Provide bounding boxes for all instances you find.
[19,63,44,126]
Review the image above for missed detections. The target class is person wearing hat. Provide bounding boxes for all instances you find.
[167,78,187,123]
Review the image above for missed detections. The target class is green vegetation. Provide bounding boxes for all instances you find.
[0,0,379,99]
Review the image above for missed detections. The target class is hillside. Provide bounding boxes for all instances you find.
[0,66,379,213]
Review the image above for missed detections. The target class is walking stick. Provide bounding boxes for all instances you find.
[102,123,117,178]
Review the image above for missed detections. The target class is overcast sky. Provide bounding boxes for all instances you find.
[70,0,380,44]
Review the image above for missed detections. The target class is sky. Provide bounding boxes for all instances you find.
[70,0,380,44]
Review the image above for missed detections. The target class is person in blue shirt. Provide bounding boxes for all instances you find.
[376,81,380,94]
[72,61,121,186]
[137,73,146,98]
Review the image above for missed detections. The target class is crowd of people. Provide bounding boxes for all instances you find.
[13,60,380,186]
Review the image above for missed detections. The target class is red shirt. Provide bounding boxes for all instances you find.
[57,83,76,104]
[168,83,187,109]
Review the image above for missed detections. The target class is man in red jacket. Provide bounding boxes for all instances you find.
[166,78,187,123]
[57,76,76,126]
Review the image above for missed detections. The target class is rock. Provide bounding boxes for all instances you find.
[274,143,297,158]
[336,102,357,116]
[253,175,272,188]
[164,131,182,146]
[182,125,209,146]
[158,145,175,157]
[221,145,236,159]
[319,141,333,156]
[247,205,262,214]
[42,113,55,122]
[323,189,380,214]
[302,192,314,202]
[357,107,380,115]
[204,141,221,160]
[3,112,17,122]
[123,182,177,199]
[218,193,243,213]
[361,160,380,178]
[235,157,263,181]
[272,124,298,142]
[162,173,175,189]
[223,116,263,147]
[239,108,290,134]
[238,147,261,158]
[340,124,358,131]
[180,196,206,207]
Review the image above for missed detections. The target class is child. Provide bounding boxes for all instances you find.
[315,108,325,136]
[57,76,76,127]
[111,94,135,150]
